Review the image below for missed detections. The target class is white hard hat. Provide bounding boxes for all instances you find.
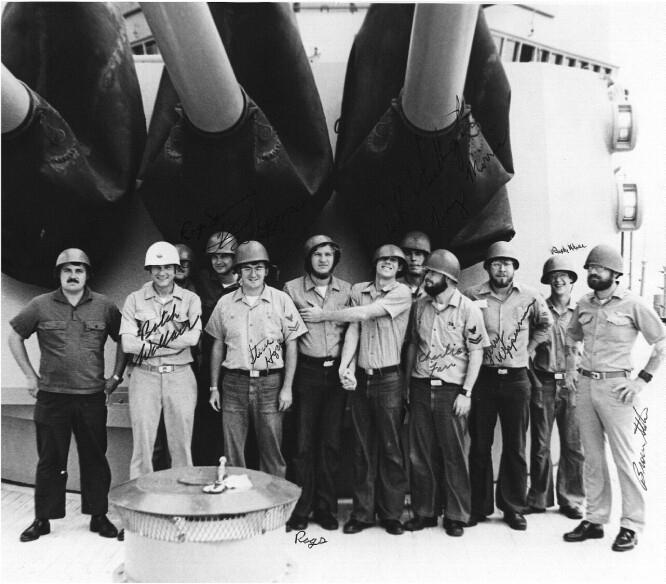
[145,242,180,268]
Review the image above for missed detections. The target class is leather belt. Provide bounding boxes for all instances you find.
[362,365,400,376]
[136,363,190,374]
[536,370,566,380]
[412,377,455,388]
[226,368,284,378]
[299,354,339,368]
[482,366,525,376]
[578,368,629,380]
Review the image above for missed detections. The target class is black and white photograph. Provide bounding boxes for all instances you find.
[1,2,665,583]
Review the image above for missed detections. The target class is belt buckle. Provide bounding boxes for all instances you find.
[554,373,564,380]
[590,371,601,380]
[158,365,173,374]
[250,370,260,378]
[323,360,335,368]
[430,379,443,387]
[498,368,508,375]
[366,368,374,375]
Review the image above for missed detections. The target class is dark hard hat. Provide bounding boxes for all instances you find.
[206,231,238,255]
[234,241,270,266]
[303,234,340,258]
[583,244,623,274]
[400,231,431,254]
[484,241,519,269]
[175,243,194,262]
[55,248,91,269]
[424,249,461,282]
[372,244,407,266]
[541,255,578,284]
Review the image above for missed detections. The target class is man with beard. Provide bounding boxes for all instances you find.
[527,256,585,518]
[193,231,240,465]
[8,248,126,541]
[563,244,665,552]
[403,250,488,537]
[464,242,552,531]
[121,242,202,479]
[283,235,352,531]
[207,241,307,478]
[398,231,431,300]
[300,244,412,535]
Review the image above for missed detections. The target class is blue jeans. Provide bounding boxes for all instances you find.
[409,379,470,523]
[350,370,407,522]
[291,360,347,518]
[528,376,585,509]
[222,370,286,478]
[469,367,530,516]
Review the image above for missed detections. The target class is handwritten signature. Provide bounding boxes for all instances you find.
[632,406,647,490]
[484,299,536,365]
[551,243,587,255]
[136,312,201,364]
[418,344,464,375]
[249,338,282,367]
[294,530,327,549]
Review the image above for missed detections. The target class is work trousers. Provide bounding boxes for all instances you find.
[128,365,197,479]
[577,376,646,533]
[33,391,110,519]
[409,379,470,523]
[350,370,407,523]
[291,360,346,518]
[527,377,585,510]
[222,370,286,478]
[469,367,531,516]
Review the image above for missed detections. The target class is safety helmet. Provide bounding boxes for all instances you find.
[206,231,238,255]
[234,240,270,267]
[400,231,431,254]
[303,235,341,271]
[55,248,91,270]
[144,242,180,268]
[174,243,194,263]
[583,244,623,275]
[541,255,578,284]
[424,249,461,283]
[484,241,520,270]
[372,244,407,269]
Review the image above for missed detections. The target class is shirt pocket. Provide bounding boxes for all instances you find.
[605,312,635,342]
[37,320,67,348]
[577,312,595,335]
[83,320,106,349]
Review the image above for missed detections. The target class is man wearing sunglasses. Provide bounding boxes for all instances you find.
[206,241,307,478]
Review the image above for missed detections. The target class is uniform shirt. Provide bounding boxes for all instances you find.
[10,287,121,394]
[120,282,202,367]
[351,280,412,369]
[464,280,552,368]
[567,286,665,372]
[397,276,428,301]
[283,274,352,358]
[409,289,489,385]
[205,285,307,371]
[534,297,578,373]
[198,268,240,327]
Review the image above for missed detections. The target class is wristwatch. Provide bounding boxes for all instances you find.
[637,370,652,383]
[209,386,219,392]
[112,374,123,383]
[459,388,472,398]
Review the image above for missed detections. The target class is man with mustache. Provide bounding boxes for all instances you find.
[283,235,352,531]
[300,244,412,535]
[403,250,488,537]
[464,241,552,531]
[527,256,585,519]
[398,231,431,300]
[563,244,665,551]
[8,248,126,542]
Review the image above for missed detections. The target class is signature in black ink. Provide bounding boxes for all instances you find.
[418,344,464,374]
[294,530,327,549]
[138,305,179,340]
[136,315,201,365]
[551,243,587,255]
[484,299,537,365]
[632,406,647,491]
[249,338,282,366]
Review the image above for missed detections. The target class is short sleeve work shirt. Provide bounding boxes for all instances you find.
[534,298,577,373]
[283,274,352,358]
[410,289,489,385]
[205,285,307,371]
[567,287,665,372]
[351,280,412,369]
[10,287,121,393]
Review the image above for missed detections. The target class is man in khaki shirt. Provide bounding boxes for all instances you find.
[301,244,411,535]
[207,241,307,478]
